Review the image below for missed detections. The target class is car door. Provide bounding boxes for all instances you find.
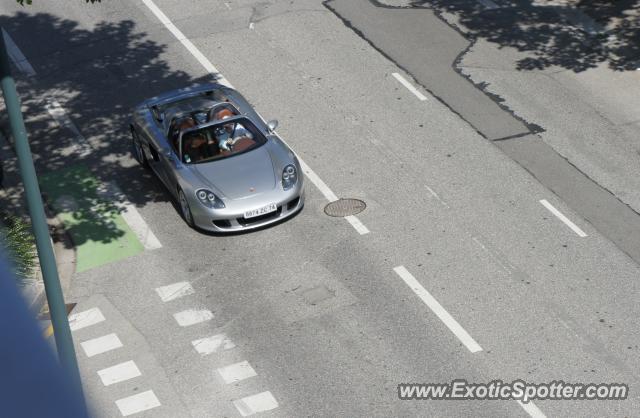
[140,125,176,194]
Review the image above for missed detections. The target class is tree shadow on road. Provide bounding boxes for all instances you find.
[412,0,639,72]
[0,11,216,247]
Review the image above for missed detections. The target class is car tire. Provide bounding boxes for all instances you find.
[131,128,149,168]
[178,189,195,228]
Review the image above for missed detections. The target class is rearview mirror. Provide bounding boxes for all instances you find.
[267,119,279,133]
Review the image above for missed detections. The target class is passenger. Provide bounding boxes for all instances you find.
[171,116,196,151]
[183,132,208,163]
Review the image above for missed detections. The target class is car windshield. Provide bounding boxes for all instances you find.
[180,118,266,164]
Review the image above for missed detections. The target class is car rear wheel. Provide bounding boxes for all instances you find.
[131,128,149,168]
[178,189,195,228]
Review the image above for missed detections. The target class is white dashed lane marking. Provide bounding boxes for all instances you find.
[140,0,231,85]
[115,390,161,416]
[394,266,483,353]
[98,360,142,386]
[81,333,123,357]
[141,0,370,236]
[539,199,588,237]
[218,360,257,384]
[69,307,106,331]
[192,334,236,355]
[233,391,279,417]
[155,281,194,302]
[391,72,428,101]
[173,309,214,327]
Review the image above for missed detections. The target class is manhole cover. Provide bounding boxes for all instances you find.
[324,198,366,217]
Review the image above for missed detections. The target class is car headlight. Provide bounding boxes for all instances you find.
[282,164,297,190]
[196,189,225,209]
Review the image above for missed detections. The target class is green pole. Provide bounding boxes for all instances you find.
[0,33,85,407]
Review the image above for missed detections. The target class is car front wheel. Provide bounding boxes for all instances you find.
[131,128,148,168]
[178,189,195,228]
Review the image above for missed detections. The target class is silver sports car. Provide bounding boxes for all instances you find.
[130,83,304,232]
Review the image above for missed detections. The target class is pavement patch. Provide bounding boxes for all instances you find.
[39,165,145,272]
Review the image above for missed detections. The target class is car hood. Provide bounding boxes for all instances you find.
[190,146,276,200]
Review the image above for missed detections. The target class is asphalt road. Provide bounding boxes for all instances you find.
[1,0,640,417]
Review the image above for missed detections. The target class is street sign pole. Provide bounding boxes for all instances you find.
[0,32,86,409]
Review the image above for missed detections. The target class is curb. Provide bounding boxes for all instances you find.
[28,208,76,314]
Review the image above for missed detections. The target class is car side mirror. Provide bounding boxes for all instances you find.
[267,119,279,133]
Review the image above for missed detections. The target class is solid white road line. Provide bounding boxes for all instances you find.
[233,391,279,417]
[299,149,369,234]
[191,334,235,355]
[173,308,214,326]
[539,199,587,237]
[392,72,428,101]
[477,0,500,9]
[44,98,93,157]
[155,281,194,302]
[393,266,483,353]
[119,203,163,250]
[81,333,123,357]
[68,307,106,331]
[141,0,370,236]
[2,28,36,76]
[141,0,231,85]
[298,159,338,202]
[218,360,257,384]
[99,182,163,250]
[517,400,547,418]
[97,360,142,386]
[344,215,370,235]
[299,159,370,234]
[115,390,161,416]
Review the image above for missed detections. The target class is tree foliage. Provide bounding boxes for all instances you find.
[0,213,36,284]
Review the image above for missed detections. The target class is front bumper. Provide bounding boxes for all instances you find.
[189,184,305,233]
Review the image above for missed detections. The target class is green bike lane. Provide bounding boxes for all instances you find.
[40,165,148,273]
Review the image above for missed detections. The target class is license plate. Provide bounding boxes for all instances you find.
[244,202,277,219]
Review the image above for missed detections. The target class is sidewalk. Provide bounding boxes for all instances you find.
[0,127,76,313]
[423,0,640,215]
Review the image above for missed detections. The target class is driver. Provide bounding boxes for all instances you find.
[215,121,254,152]
[214,125,233,152]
